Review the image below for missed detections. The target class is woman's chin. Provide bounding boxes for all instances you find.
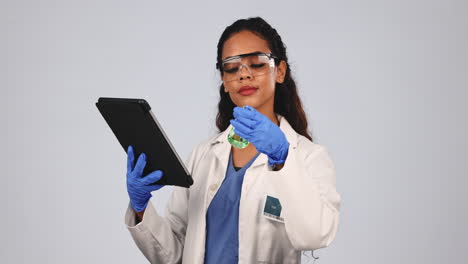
[234,99,258,108]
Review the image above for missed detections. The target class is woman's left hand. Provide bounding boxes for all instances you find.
[230,105,289,167]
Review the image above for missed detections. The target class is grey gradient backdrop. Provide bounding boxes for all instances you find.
[2,0,467,263]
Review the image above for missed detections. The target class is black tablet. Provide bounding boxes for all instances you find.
[96,97,193,188]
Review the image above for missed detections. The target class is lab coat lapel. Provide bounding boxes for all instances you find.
[210,124,232,176]
[278,114,298,149]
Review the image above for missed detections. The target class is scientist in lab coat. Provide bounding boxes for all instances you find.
[124,17,341,264]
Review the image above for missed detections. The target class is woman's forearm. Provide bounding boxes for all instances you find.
[135,209,145,223]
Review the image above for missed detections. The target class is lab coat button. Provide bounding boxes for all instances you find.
[210,184,217,191]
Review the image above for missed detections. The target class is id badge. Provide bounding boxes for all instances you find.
[262,195,284,223]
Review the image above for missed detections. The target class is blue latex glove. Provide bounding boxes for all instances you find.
[126,145,164,212]
[230,105,289,167]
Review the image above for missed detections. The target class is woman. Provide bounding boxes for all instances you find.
[124,17,341,263]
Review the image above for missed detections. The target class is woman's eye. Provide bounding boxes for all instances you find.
[224,67,238,73]
[250,63,265,68]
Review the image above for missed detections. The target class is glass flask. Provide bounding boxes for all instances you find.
[227,127,249,149]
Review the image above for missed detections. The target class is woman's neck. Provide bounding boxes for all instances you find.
[255,106,279,126]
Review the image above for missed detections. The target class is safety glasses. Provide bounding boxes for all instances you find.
[217,52,278,82]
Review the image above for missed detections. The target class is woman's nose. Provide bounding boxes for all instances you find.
[238,64,252,80]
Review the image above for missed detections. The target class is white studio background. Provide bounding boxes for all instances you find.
[2,0,467,263]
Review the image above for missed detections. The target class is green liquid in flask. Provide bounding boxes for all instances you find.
[227,127,249,149]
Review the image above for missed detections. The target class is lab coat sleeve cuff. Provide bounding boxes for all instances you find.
[125,200,158,229]
[124,201,172,263]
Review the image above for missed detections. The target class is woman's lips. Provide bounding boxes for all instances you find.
[239,87,258,96]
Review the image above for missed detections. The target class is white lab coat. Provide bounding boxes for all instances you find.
[124,114,341,264]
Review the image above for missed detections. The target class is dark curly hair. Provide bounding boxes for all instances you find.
[215,16,313,141]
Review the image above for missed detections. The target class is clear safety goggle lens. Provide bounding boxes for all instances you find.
[221,54,275,82]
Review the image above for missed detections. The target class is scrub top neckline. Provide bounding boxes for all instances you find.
[228,149,261,174]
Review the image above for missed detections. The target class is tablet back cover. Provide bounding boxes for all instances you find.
[96,97,193,188]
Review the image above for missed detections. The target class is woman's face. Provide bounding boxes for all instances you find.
[221,30,286,112]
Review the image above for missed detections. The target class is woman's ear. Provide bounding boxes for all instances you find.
[275,60,287,83]
[221,73,228,92]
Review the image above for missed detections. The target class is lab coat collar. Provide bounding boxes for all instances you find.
[209,114,298,169]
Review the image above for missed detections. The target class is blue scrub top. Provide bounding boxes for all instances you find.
[204,150,260,264]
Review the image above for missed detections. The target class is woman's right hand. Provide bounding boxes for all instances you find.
[126,145,164,212]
